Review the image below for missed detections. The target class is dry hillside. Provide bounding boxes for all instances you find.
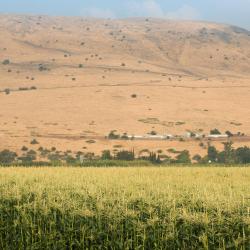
[0,14,250,156]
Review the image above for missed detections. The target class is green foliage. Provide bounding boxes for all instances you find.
[210,128,221,135]
[235,147,250,164]
[116,150,135,161]
[149,130,157,135]
[0,167,249,249]
[30,139,39,145]
[193,154,202,163]
[0,150,17,164]
[4,88,10,95]
[175,150,191,164]
[101,150,112,160]
[207,145,218,162]
[21,146,28,151]
[2,59,10,65]
[108,130,120,139]
[225,130,233,137]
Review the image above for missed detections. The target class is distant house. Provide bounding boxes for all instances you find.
[206,134,229,139]
[146,135,166,140]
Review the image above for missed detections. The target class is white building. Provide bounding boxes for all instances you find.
[206,134,229,139]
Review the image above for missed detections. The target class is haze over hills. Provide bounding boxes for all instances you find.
[0,14,250,156]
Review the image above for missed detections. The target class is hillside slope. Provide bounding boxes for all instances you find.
[0,15,250,155]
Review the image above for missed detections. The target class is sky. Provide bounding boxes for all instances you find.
[0,0,250,29]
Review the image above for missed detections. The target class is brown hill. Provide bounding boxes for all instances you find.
[0,15,250,156]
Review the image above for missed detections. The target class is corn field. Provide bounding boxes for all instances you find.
[0,167,249,249]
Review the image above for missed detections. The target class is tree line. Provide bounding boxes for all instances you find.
[0,142,250,166]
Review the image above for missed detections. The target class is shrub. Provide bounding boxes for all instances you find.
[30,139,39,145]
[2,59,10,65]
[131,94,137,98]
[0,150,17,164]
[149,131,157,135]
[101,150,112,160]
[19,87,29,91]
[121,133,129,140]
[175,150,191,164]
[21,146,28,151]
[4,88,10,95]
[225,131,233,137]
[116,150,135,161]
[235,146,250,164]
[51,147,56,152]
[210,128,221,135]
[86,140,96,144]
[108,130,120,140]
[38,65,48,71]
[193,154,202,163]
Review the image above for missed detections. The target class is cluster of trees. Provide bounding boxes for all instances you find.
[202,142,250,164]
[0,142,250,166]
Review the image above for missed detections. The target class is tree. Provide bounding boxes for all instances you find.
[116,150,135,161]
[222,141,235,164]
[193,154,202,163]
[148,152,161,164]
[108,130,120,139]
[4,88,10,95]
[101,150,112,160]
[175,150,191,164]
[235,147,250,164]
[2,59,10,65]
[225,131,233,137]
[207,145,218,162]
[30,139,39,145]
[210,129,221,135]
[0,150,17,164]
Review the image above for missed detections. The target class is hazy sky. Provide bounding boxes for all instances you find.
[0,0,250,29]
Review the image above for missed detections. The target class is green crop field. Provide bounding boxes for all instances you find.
[0,167,249,249]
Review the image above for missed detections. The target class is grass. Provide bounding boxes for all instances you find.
[0,167,249,249]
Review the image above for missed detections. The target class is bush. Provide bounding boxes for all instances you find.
[131,94,137,98]
[121,133,129,140]
[225,131,233,137]
[149,131,157,135]
[30,139,39,145]
[18,87,29,91]
[108,130,120,140]
[235,147,250,164]
[210,129,221,135]
[21,146,28,151]
[207,145,218,162]
[101,150,112,160]
[193,154,202,163]
[116,150,135,161]
[4,88,10,95]
[2,59,10,65]
[175,150,191,164]
[0,150,17,164]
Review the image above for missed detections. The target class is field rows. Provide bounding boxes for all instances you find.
[0,167,249,249]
